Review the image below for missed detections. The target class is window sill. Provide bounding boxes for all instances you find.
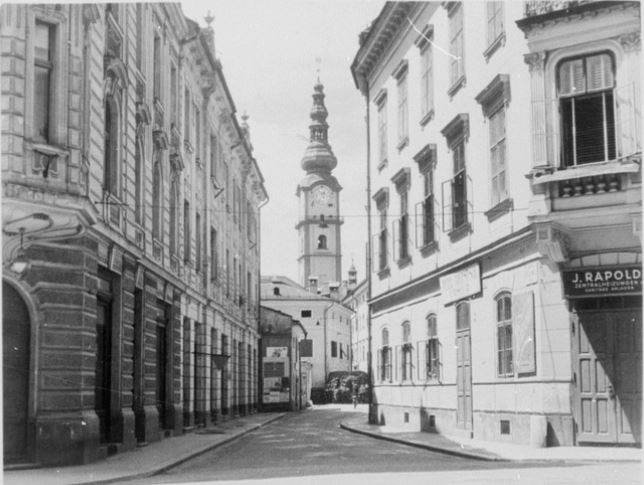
[484,198,513,222]
[419,240,439,258]
[377,158,388,172]
[377,267,390,280]
[397,255,412,269]
[448,222,472,242]
[447,76,466,98]
[483,32,505,62]
[419,109,434,127]
[396,137,409,152]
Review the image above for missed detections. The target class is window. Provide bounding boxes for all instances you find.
[225,249,230,297]
[134,135,144,223]
[152,158,161,239]
[486,2,504,48]
[420,42,434,120]
[273,286,280,296]
[496,292,513,376]
[195,105,201,161]
[301,310,311,318]
[379,328,392,382]
[456,301,470,331]
[331,341,338,358]
[317,234,327,250]
[397,71,408,146]
[103,98,120,195]
[170,63,178,126]
[558,53,616,166]
[195,212,201,272]
[183,200,190,263]
[374,189,389,273]
[401,322,412,381]
[210,228,217,281]
[422,169,435,245]
[425,314,440,380]
[392,169,410,263]
[210,136,218,180]
[184,89,190,143]
[441,114,470,234]
[452,139,467,229]
[153,34,161,100]
[34,21,54,143]
[489,107,507,206]
[135,4,143,71]
[223,161,230,211]
[413,145,437,250]
[377,95,388,164]
[448,3,465,89]
[169,177,179,255]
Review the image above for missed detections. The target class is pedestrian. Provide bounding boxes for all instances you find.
[351,380,359,408]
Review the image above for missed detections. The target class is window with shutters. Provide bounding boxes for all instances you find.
[392,169,410,265]
[485,2,504,58]
[401,322,412,381]
[452,139,467,229]
[489,107,507,206]
[425,314,440,380]
[558,52,616,166]
[419,38,434,123]
[373,188,390,275]
[441,114,471,240]
[396,67,409,149]
[376,92,388,167]
[496,292,513,377]
[379,328,392,382]
[448,2,465,94]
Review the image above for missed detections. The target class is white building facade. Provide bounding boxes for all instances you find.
[351,1,641,447]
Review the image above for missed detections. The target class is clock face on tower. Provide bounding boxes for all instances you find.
[310,185,334,208]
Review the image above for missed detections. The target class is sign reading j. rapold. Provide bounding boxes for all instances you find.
[563,267,642,297]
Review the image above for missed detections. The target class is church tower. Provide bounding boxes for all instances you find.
[296,79,343,290]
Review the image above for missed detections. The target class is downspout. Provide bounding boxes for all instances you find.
[322,300,334,383]
[256,195,269,410]
[364,82,377,424]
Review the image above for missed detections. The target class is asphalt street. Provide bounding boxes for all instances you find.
[127,406,641,485]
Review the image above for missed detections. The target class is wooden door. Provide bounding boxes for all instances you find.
[456,330,472,430]
[3,282,30,463]
[614,310,642,444]
[576,312,616,443]
[156,320,167,429]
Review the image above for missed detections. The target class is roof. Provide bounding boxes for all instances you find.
[261,275,331,301]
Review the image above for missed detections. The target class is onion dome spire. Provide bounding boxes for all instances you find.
[300,78,337,174]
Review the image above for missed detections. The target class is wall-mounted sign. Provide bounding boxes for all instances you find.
[299,339,313,358]
[440,262,481,305]
[563,267,641,297]
[266,347,288,359]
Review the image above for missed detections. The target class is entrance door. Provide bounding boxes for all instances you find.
[455,301,473,432]
[3,282,31,463]
[575,309,642,444]
[156,318,167,430]
[96,299,112,443]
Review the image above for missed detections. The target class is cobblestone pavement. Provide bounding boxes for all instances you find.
[126,406,641,484]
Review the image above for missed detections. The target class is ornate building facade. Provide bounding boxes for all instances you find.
[1,3,267,465]
[351,1,640,447]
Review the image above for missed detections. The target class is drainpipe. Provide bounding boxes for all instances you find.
[364,83,377,425]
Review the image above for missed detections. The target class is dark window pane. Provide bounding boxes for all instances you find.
[34,65,50,142]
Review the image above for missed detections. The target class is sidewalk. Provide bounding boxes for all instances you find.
[4,412,285,485]
[340,414,643,462]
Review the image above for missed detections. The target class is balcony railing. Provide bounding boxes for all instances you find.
[524,0,604,17]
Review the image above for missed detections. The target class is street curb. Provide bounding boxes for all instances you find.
[76,414,286,485]
[339,422,506,462]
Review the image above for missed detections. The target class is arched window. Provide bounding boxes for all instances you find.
[558,52,616,166]
[169,176,179,255]
[317,234,327,250]
[378,328,391,382]
[495,292,513,376]
[104,98,119,195]
[425,314,440,380]
[401,321,412,381]
[152,157,161,240]
[456,301,470,331]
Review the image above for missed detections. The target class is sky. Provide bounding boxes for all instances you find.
[182,0,384,284]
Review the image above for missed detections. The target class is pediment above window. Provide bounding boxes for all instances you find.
[475,74,511,117]
[153,130,169,151]
[136,101,151,126]
[372,186,389,207]
[440,113,469,143]
[391,167,410,190]
[170,153,184,172]
[413,144,437,172]
[104,56,128,98]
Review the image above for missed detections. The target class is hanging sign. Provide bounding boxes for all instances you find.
[563,267,641,297]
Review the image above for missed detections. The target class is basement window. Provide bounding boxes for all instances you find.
[500,419,511,435]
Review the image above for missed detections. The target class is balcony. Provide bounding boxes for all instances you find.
[524,0,606,17]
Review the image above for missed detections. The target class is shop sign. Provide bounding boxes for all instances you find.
[440,262,481,305]
[266,346,288,359]
[563,267,641,297]
[299,339,313,357]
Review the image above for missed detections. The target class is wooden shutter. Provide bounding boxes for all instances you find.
[441,179,452,232]
[586,53,613,92]
[512,291,536,375]
[559,58,585,96]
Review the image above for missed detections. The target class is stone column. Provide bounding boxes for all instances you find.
[524,51,549,169]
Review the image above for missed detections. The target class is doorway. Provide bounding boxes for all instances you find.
[3,281,31,463]
[455,301,473,433]
[574,303,642,445]
[96,298,113,443]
